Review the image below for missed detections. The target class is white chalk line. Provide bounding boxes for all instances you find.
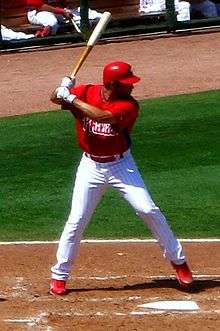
[83,295,142,303]
[1,273,218,302]
[5,308,219,322]
[130,309,220,316]
[73,274,220,280]
[0,238,220,245]
[1,273,219,301]
[2,290,220,324]
[41,308,220,318]
[1,237,219,326]
[4,312,50,327]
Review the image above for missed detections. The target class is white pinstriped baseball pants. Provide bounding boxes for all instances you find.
[51,150,185,280]
[27,10,59,34]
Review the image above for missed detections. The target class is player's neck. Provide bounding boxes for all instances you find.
[101,86,115,101]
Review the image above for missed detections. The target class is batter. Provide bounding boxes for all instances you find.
[50,61,193,295]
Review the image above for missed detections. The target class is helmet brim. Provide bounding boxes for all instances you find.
[118,74,140,85]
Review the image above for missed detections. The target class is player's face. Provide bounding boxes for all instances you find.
[115,82,134,97]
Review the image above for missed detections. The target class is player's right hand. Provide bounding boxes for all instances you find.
[55,86,77,104]
[60,76,76,88]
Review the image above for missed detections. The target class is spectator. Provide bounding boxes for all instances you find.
[189,0,218,18]
[25,0,72,37]
[210,0,220,15]
[139,0,191,21]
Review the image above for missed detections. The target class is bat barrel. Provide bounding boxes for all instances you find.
[70,11,112,78]
[87,12,112,46]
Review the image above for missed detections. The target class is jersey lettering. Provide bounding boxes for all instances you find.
[82,117,118,137]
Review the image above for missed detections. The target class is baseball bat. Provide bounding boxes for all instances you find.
[70,11,112,78]
[70,17,82,34]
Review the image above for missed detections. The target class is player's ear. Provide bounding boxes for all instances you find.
[108,81,119,90]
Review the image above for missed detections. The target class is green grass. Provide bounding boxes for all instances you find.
[0,90,219,240]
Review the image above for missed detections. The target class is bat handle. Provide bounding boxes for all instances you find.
[71,45,93,78]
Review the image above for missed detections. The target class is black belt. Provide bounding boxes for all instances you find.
[85,153,124,163]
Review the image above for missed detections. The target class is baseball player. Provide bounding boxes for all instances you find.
[24,0,72,37]
[50,61,193,295]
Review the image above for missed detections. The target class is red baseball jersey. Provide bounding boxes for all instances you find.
[68,84,139,156]
[26,0,44,8]
[16,0,43,8]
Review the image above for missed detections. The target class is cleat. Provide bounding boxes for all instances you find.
[40,26,51,37]
[171,262,193,288]
[50,279,66,295]
[35,29,43,37]
[35,26,51,38]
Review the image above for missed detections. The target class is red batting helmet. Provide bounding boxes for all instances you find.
[103,61,140,86]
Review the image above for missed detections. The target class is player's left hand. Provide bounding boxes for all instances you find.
[63,9,73,19]
[60,76,76,88]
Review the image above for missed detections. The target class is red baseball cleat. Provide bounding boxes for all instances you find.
[35,29,43,38]
[35,26,51,38]
[50,279,66,295]
[40,26,51,37]
[171,262,193,288]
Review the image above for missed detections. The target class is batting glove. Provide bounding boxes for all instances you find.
[60,76,76,88]
[56,86,69,99]
[56,86,76,103]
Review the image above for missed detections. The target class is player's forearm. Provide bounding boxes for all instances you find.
[38,4,66,15]
[51,85,116,123]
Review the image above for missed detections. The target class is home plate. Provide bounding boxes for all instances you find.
[138,301,200,311]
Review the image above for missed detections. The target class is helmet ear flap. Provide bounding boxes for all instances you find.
[105,81,119,88]
[104,80,113,88]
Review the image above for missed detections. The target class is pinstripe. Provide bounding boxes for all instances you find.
[52,152,185,280]
[107,151,185,264]
[50,65,190,286]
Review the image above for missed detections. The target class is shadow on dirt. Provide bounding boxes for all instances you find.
[68,278,220,294]
[0,298,6,302]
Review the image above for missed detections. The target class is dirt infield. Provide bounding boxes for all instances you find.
[0,242,220,330]
[0,31,220,117]
[0,31,220,330]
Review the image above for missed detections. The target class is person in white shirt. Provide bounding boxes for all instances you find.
[139,0,191,21]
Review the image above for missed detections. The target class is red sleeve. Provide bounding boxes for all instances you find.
[108,99,139,128]
[63,84,88,118]
[69,84,91,101]
[26,0,44,7]
[53,7,65,14]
